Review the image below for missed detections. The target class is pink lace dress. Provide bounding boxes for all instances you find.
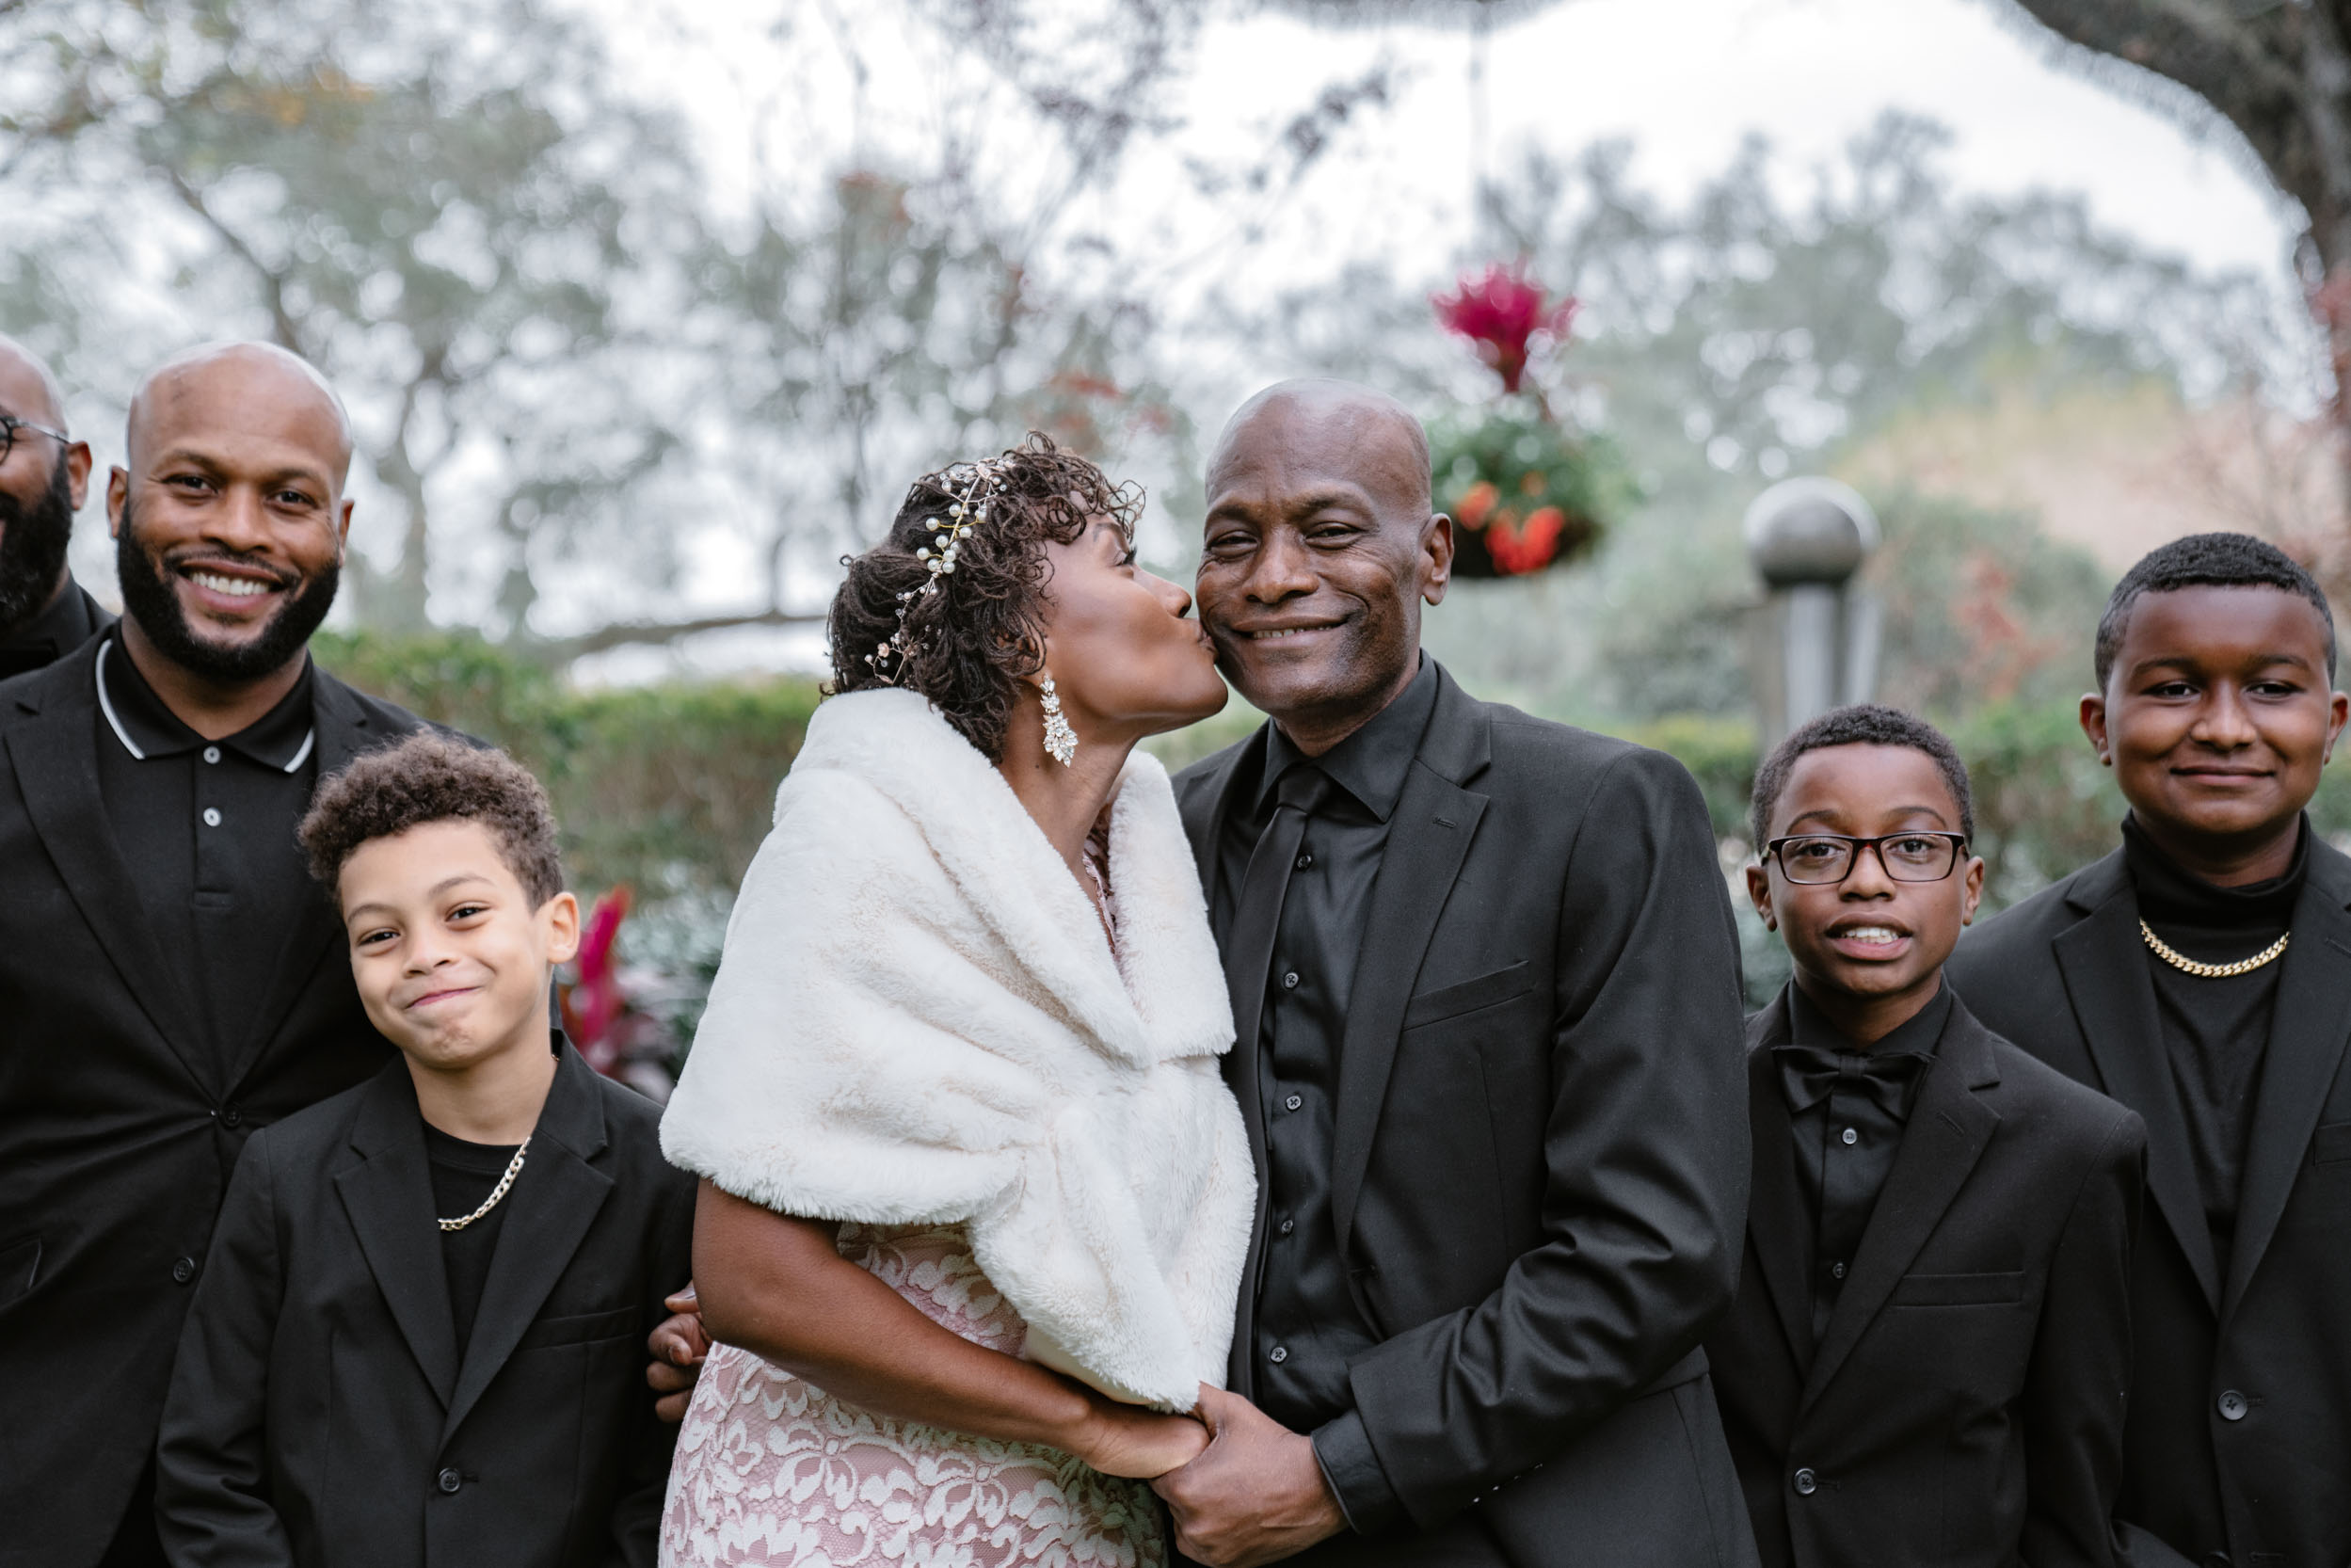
[659,1222,1168,1567]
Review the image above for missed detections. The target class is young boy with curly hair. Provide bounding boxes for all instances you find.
[154,732,695,1568]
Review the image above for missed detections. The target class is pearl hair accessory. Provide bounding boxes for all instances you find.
[866,457,1009,685]
[1040,675,1078,766]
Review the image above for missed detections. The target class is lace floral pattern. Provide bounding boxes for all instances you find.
[660,1223,1168,1567]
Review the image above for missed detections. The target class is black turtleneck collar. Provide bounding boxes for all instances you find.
[2123,813,2307,936]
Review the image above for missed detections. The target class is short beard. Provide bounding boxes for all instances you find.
[0,453,76,639]
[115,494,341,683]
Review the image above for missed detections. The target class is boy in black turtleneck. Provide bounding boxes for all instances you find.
[1950,532,2351,1568]
[1708,704,2145,1568]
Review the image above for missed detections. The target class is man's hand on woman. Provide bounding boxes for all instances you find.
[1074,1398,1210,1480]
[647,1284,711,1422]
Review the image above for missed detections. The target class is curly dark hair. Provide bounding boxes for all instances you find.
[298,731,566,906]
[828,432,1142,761]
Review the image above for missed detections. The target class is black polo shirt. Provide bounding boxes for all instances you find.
[92,632,323,1086]
[1216,656,1438,1526]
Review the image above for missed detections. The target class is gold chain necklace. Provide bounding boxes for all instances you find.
[439,1135,530,1232]
[2139,920,2291,980]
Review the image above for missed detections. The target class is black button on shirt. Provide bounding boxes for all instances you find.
[1216,656,1438,1520]
[2124,814,2305,1272]
[424,1123,522,1358]
[1776,983,1946,1344]
[92,634,321,1083]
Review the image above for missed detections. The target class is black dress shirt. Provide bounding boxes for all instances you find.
[423,1123,520,1360]
[1215,656,1438,1518]
[0,576,106,679]
[1776,982,1946,1343]
[2123,813,2305,1272]
[91,632,323,1084]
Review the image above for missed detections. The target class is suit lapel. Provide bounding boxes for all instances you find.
[335,1067,460,1408]
[1744,1000,1817,1377]
[2051,856,2222,1310]
[1800,1005,2000,1413]
[1330,682,1490,1253]
[6,648,213,1091]
[2221,846,2351,1322]
[441,1049,615,1442]
[223,672,378,1092]
[1184,729,1271,1394]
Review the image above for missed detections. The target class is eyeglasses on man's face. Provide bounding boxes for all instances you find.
[1763,831,1969,886]
[0,414,70,468]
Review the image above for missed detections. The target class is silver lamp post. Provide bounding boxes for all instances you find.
[1744,477,1881,748]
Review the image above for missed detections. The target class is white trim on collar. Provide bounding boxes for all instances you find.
[93,638,145,760]
[93,636,318,773]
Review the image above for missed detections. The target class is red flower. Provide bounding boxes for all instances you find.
[561,886,633,1073]
[1432,264,1577,394]
[1485,505,1567,575]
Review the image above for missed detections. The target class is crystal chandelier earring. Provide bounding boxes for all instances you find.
[1040,675,1078,767]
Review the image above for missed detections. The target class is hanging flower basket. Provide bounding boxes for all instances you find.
[1428,401,1620,578]
[1427,263,1621,577]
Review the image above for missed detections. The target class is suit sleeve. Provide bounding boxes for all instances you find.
[1342,746,1751,1529]
[601,1162,699,1568]
[2019,1107,2146,1568]
[154,1130,296,1568]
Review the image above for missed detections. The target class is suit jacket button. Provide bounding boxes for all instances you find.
[1791,1467,1817,1496]
[2217,1389,2248,1421]
[220,1105,243,1128]
[170,1256,196,1285]
[437,1467,463,1495]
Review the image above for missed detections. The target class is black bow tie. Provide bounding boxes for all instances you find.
[1772,1042,1931,1121]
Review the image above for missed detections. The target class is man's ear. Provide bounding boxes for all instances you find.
[1420,513,1453,606]
[1745,862,1775,930]
[104,466,127,538]
[2079,692,2111,766]
[1960,855,1986,926]
[63,440,91,511]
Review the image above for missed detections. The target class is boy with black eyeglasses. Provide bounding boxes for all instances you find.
[1704,704,2147,1568]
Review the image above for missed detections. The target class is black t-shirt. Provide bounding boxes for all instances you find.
[423,1123,520,1357]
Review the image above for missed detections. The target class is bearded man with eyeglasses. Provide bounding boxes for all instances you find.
[0,333,111,678]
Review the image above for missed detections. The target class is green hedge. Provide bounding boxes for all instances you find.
[314,632,822,902]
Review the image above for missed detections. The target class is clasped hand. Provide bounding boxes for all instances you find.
[1148,1384,1347,1568]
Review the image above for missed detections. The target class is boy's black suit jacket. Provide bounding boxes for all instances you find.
[154,1044,696,1568]
[0,640,424,1568]
[1174,664,1760,1568]
[1949,840,2351,1568]
[1706,987,2146,1568]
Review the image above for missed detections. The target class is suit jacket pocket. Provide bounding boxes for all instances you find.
[1402,960,1532,1031]
[516,1305,638,1351]
[2311,1119,2351,1164]
[1891,1270,2024,1306]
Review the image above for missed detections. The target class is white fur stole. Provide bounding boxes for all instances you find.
[661,689,1254,1410]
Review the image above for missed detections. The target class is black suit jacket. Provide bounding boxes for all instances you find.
[1949,841,2351,1568]
[1174,664,1758,1568]
[1707,987,2145,1568]
[0,639,424,1568]
[153,1046,695,1568]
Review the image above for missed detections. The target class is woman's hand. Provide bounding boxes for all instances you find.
[1076,1399,1211,1479]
